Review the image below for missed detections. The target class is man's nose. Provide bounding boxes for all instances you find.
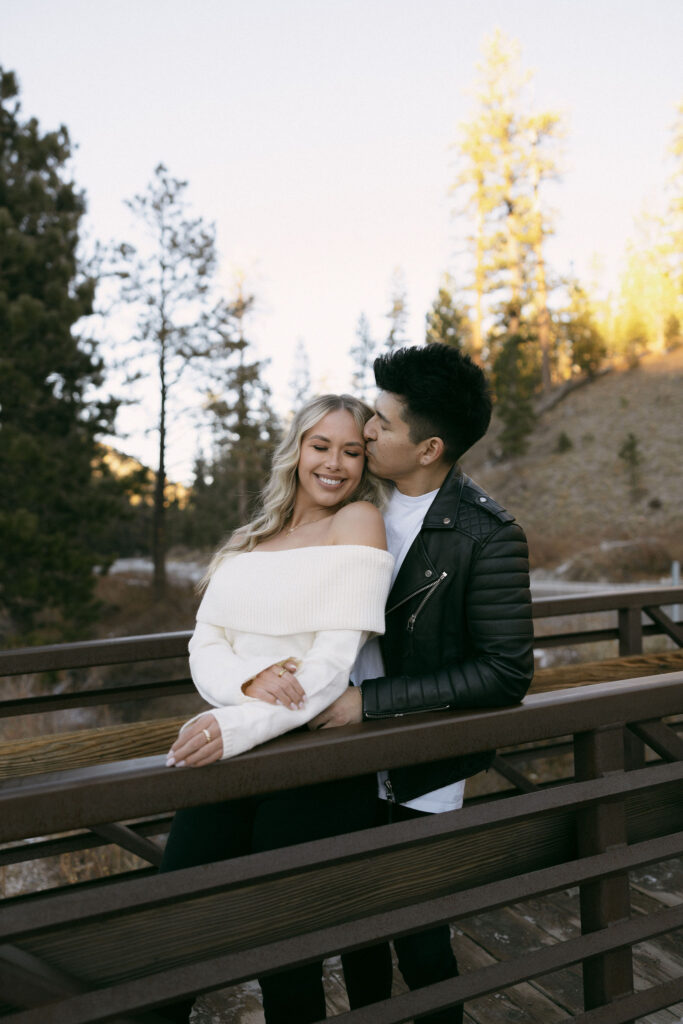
[364,416,377,440]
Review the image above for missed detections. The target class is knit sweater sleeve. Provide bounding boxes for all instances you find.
[205,628,369,758]
[188,623,280,708]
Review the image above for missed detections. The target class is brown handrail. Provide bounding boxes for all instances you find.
[2,672,681,844]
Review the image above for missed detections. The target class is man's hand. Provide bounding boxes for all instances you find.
[308,686,362,729]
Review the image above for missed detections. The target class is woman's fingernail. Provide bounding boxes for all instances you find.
[166,754,175,767]
[176,760,186,767]
[298,701,305,709]
[275,698,282,705]
[290,702,297,710]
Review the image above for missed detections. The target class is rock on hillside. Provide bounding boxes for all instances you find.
[461,347,683,574]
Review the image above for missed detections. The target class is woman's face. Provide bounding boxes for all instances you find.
[296,408,366,510]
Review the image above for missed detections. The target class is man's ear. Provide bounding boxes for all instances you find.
[419,436,445,465]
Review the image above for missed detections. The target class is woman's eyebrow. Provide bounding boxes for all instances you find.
[309,434,363,447]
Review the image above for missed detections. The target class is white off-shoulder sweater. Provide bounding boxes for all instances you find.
[186,544,394,759]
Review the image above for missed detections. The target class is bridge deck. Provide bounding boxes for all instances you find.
[183,857,683,1023]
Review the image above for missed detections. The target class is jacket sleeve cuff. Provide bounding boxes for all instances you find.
[361,675,404,719]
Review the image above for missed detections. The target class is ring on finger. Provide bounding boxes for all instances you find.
[277,667,286,677]
[202,728,211,744]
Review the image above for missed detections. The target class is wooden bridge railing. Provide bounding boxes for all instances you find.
[0,674,682,1023]
[0,586,682,1022]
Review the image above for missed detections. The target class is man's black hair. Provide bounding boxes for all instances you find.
[373,343,492,462]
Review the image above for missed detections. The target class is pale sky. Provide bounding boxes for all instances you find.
[3,0,682,481]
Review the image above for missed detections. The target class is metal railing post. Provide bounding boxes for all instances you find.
[574,725,634,1017]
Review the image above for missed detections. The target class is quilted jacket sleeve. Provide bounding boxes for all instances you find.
[361,520,534,718]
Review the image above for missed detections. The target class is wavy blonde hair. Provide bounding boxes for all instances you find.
[201,394,390,587]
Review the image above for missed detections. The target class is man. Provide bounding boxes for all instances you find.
[311,343,534,1023]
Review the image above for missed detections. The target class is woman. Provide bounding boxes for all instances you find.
[160,394,393,1024]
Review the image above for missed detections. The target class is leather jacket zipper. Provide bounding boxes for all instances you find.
[406,572,447,632]
[386,578,439,616]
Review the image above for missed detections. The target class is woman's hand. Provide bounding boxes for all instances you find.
[242,660,305,709]
[166,713,223,767]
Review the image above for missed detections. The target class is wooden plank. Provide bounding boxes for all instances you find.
[531,650,683,692]
[644,607,683,647]
[0,718,184,780]
[454,919,573,1022]
[631,721,683,762]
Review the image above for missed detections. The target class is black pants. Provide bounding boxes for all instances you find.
[157,772,378,1024]
[341,801,463,1024]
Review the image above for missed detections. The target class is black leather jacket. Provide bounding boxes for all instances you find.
[360,467,534,804]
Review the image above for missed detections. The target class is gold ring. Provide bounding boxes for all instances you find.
[277,667,286,677]
[202,728,211,744]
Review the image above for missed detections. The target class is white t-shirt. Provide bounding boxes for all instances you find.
[351,487,466,814]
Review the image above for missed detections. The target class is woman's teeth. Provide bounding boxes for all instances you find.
[317,475,343,486]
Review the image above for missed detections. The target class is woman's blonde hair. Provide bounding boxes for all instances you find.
[201,393,389,586]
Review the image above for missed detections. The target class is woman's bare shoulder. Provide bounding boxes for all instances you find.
[330,501,387,549]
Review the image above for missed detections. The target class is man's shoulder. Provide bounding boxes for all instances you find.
[459,477,515,526]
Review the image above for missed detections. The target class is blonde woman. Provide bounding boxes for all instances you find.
[160,394,393,1024]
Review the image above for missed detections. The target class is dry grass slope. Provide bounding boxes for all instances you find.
[462,347,683,574]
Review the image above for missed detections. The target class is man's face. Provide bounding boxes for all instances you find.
[363,391,423,484]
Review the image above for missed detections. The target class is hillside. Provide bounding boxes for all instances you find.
[461,347,683,578]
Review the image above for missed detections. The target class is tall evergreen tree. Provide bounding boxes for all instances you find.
[667,100,683,292]
[558,281,606,377]
[188,288,280,547]
[490,304,541,457]
[111,164,219,598]
[452,31,563,384]
[425,274,470,351]
[350,312,376,400]
[0,69,119,639]
[288,338,312,410]
[385,268,409,351]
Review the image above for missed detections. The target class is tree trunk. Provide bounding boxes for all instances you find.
[531,163,552,393]
[473,181,485,359]
[153,342,167,601]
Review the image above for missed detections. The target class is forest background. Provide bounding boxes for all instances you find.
[1,2,682,646]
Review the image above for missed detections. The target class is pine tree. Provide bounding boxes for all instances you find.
[111,164,219,598]
[385,268,409,351]
[288,338,312,410]
[667,100,683,292]
[350,312,376,400]
[490,304,541,457]
[188,287,280,547]
[559,281,606,377]
[425,274,470,351]
[452,31,563,384]
[0,68,120,639]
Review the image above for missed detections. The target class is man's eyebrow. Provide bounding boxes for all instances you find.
[374,408,390,425]
[309,434,363,447]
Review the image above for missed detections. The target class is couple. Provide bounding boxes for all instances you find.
[161,343,535,1024]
